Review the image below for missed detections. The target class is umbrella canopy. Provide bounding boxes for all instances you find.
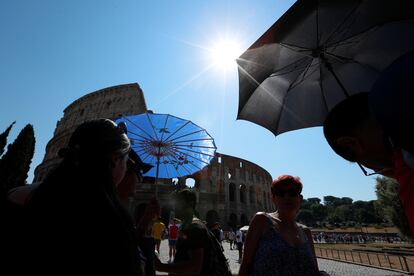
[116,113,217,179]
[237,0,414,136]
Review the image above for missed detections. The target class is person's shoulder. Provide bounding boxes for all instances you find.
[190,218,207,229]
[250,212,270,225]
[296,223,312,236]
[296,222,309,229]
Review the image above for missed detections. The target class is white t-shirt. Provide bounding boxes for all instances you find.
[235,230,243,243]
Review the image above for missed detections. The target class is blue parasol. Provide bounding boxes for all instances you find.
[116,112,217,185]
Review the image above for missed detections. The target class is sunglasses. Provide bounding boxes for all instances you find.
[274,188,300,198]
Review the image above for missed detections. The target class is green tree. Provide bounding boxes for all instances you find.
[0,121,15,157]
[341,197,353,205]
[308,197,321,204]
[353,200,382,224]
[375,176,413,239]
[0,124,35,192]
[310,202,327,222]
[323,195,342,208]
[297,209,315,226]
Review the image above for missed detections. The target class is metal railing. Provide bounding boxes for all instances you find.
[315,247,414,273]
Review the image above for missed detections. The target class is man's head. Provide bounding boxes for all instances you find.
[369,51,414,154]
[323,92,394,171]
[174,189,196,221]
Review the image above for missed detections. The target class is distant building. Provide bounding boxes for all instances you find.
[133,152,273,228]
[33,83,147,182]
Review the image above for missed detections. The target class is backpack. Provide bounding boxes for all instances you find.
[198,223,232,276]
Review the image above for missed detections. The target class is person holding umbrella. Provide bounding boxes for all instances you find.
[239,175,318,276]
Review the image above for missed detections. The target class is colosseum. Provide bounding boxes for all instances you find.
[34,83,273,227]
[143,152,274,229]
[33,83,148,182]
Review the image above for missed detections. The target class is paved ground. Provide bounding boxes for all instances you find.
[156,240,407,275]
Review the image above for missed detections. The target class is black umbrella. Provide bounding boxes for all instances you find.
[237,0,414,136]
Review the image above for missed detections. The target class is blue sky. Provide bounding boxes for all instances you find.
[0,0,380,201]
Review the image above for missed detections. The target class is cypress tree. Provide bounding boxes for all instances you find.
[0,121,15,157]
[0,124,35,192]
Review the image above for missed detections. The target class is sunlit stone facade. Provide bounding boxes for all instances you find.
[133,152,273,228]
[33,83,147,182]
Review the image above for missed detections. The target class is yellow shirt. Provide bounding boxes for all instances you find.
[152,222,165,240]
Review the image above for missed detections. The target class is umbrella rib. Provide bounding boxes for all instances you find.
[184,159,204,173]
[324,51,381,73]
[286,59,316,91]
[325,1,361,46]
[172,146,216,161]
[164,155,182,178]
[134,146,155,159]
[132,149,152,163]
[129,133,153,142]
[319,61,329,114]
[289,65,320,91]
[279,42,312,52]
[270,57,312,77]
[297,59,314,86]
[171,138,214,143]
[168,129,205,142]
[158,156,171,179]
[163,121,192,141]
[273,59,314,132]
[146,113,160,141]
[168,152,195,176]
[159,114,170,142]
[173,145,216,149]
[171,150,205,172]
[316,1,319,47]
[172,149,213,166]
[122,116,155,140]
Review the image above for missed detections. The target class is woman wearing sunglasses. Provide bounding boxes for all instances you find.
[239,175,319,276]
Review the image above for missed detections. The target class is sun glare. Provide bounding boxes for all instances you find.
[210,40,242,71]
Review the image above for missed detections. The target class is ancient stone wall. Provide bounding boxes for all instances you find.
[34,83,147,182]
[132,152,273,229]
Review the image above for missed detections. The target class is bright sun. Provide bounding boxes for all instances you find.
[210,40,242,71]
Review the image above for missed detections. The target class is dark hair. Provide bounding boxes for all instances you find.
[175,189,197,210]
[271,175,302,197]
[27,119,139,274]
[323,92,370,161]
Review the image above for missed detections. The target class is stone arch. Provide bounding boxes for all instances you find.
[206,210,220,226]
[240,184,247,203]
[185,177,196,188]
[229,183,236,202]
[240,214,248,226]
[229,213,238,228]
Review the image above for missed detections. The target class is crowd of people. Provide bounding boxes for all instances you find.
[2,49,414,276]
[312,232,402,244]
